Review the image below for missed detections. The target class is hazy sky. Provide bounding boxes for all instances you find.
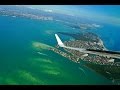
[25,5,120,26]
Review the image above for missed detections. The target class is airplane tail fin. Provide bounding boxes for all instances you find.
[55,34,65,47]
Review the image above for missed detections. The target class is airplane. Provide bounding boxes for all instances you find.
[55,34,120,61]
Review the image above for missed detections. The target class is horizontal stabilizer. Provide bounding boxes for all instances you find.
[82,54,88,57]
[108,59,114,63]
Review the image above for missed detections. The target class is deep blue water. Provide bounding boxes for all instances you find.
[87,24,120,51]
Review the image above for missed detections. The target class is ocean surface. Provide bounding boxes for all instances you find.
[0,15,118,85]
[89,24,120,51]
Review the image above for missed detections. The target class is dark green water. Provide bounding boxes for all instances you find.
[0,15,113,85]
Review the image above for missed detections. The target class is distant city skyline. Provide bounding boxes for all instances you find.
[24,5,120,26]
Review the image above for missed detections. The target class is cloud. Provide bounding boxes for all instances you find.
[92,23,101,28]
[44,9,53,12]
[79,23,102,30]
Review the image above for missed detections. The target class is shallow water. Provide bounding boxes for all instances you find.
[0,15,115,85]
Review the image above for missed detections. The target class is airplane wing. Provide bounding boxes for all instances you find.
[55,34,65,47]
[55,34,120,59]
[55,34,85,51]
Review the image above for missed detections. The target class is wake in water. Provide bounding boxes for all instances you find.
[78,67,87,78]
[37,52,48,56]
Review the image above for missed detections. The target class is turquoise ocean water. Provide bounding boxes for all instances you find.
[0,15,115,85]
